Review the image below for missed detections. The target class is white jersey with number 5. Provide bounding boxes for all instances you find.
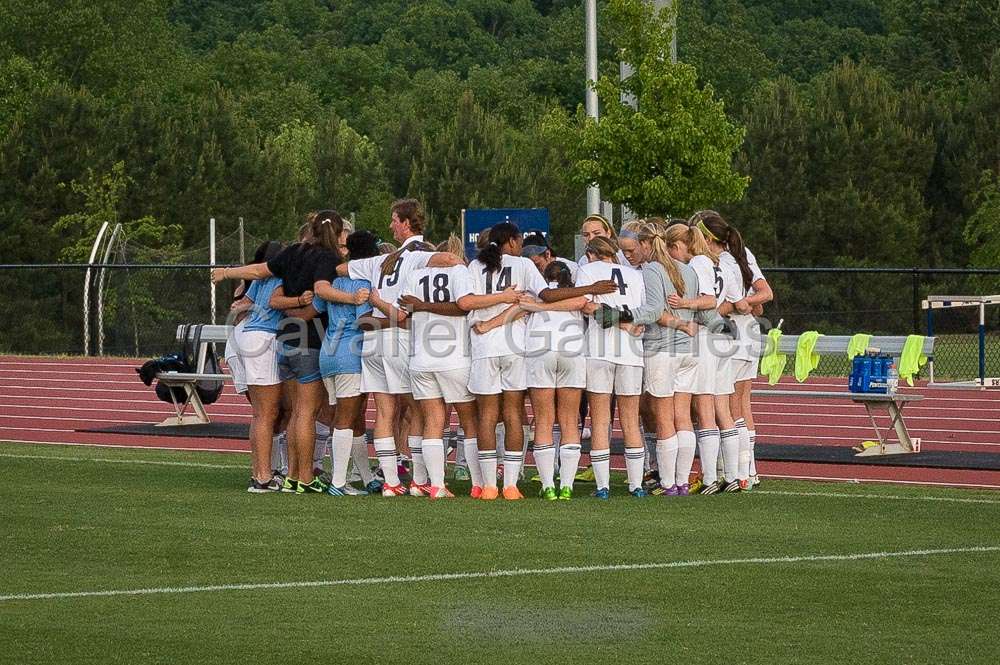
[400,265,474,373]
[575,260,645,367]
[468,255,549,359]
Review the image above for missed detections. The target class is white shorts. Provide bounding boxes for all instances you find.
[468,355,527,395]
[526,350,586,389]
[713,341,736,396]
[237,330,281,387]
[360,330,411,395]
[224,321,248,394]
[732,356,759,383]
[644,352,697,398]
[411,367,475,403]
[586,359,643,396]
[322,373,362,403]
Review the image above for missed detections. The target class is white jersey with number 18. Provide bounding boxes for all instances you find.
[400,264,474,373]
[575,260,645,367]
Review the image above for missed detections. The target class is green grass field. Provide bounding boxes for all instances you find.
[3,441,999,664]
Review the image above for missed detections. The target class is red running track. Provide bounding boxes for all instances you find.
[2,355,1000,489]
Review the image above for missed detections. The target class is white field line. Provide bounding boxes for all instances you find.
[755,490,1000,505]
[0,439,246,453]
[761,472,1000,490]
[2,546,997,603]
[0,452,247,469]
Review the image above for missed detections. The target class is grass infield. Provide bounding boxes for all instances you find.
[2,441,999,664]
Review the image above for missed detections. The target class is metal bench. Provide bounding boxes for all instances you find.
[154,325,233,426]
[755,335,935,456]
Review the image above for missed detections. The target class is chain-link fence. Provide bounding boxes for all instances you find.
[1,264,998,382]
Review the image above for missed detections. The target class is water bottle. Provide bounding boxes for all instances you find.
[887,362,899,395]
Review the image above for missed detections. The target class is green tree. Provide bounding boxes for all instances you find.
[544,0,748,217]
[964,172,1000,268]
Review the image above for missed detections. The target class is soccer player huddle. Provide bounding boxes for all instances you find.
[212,199,773,500]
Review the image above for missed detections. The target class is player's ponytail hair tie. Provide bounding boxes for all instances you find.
[489,241,499,248]
[696,219,721,243]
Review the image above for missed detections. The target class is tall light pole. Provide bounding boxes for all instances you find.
[584,0,600,216]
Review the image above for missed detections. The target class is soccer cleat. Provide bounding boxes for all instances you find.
[454,465,471,481]
[470,485,484,499]
[428,486,455,499]
[723,479,741,493]
[751,474,761,487]
[688,474,704,495]
[314,469,332,486]
[629,487,648,498]
[558,486,573,501]
[300,477,328,493]
[408,482,432,497]
[280,477,299,493]
[502,486,525,500]
[648,485,669,497]
[575,466,596,482]
[247,477,280,493]
[642,470,660,491]
[326,485,350,497]
[480,486,499,501]
[591,487,610,500]
[739,478,751,492]
[365,479,384,494]
[342,484,368,496]
[381,483,407,497]
[700,480,722,495]
[676,483,690,496]
[539,487,558,501]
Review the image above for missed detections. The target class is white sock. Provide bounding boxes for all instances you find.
[523,424,533,446]
[374,437,399,486]
[314,422,330,469]
[749,430,757,477]
[502,449,523,489]
[552,423,562,446]
[422,438,446,488]
[455,434,466,466]
[697,429,721,485]
[478,449,498,488]
[271,432,288,475]
[463,438,483,488]
[495,423,506,457]
[655,437,679,489]
[644,431,657,472]
[331,428,353,487]
[676,430,697,486]
[735,419,751,481]
[409,435,427,485]
[720,428,740,482]
[351,435,374,484]
[533,444,557,489]
[591,449,611,490]
[624,447,645,491]
[559,444,581,490]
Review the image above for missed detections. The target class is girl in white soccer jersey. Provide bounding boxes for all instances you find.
[577,236,647,498]
[465,221,550,500]
[665,221,741,494]
[396,236,485,499]
[695,211,773,489]
[520,260,589,500]
[328,200,461,497]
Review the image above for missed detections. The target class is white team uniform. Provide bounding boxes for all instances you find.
[721,248,766,382]
[688,254,737,396]
[348,244,434,394]
[578,249,629,268]
[467,255,549,394]
[576,260,645,395]
[224,318,249,394]
[401,264,476,403]
[525,281,587,389]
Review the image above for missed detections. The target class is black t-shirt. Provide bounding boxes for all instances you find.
[267,242,341,349]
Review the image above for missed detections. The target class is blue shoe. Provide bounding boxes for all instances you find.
[630,487,648,498]
[365,479,384,494]
[327,485,350,496]
[591,487,610,500]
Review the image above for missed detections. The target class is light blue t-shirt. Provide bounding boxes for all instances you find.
[313,277,372,376]
[243,277,284,334]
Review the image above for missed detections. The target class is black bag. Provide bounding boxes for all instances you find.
[188,324,224,405]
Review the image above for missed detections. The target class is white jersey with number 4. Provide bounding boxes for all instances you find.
[400,264,474,373]
[575,260,645,367]
[468,255,549,359]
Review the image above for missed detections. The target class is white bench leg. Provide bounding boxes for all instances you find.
[855,401,919,456]
[155,384,212,426]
